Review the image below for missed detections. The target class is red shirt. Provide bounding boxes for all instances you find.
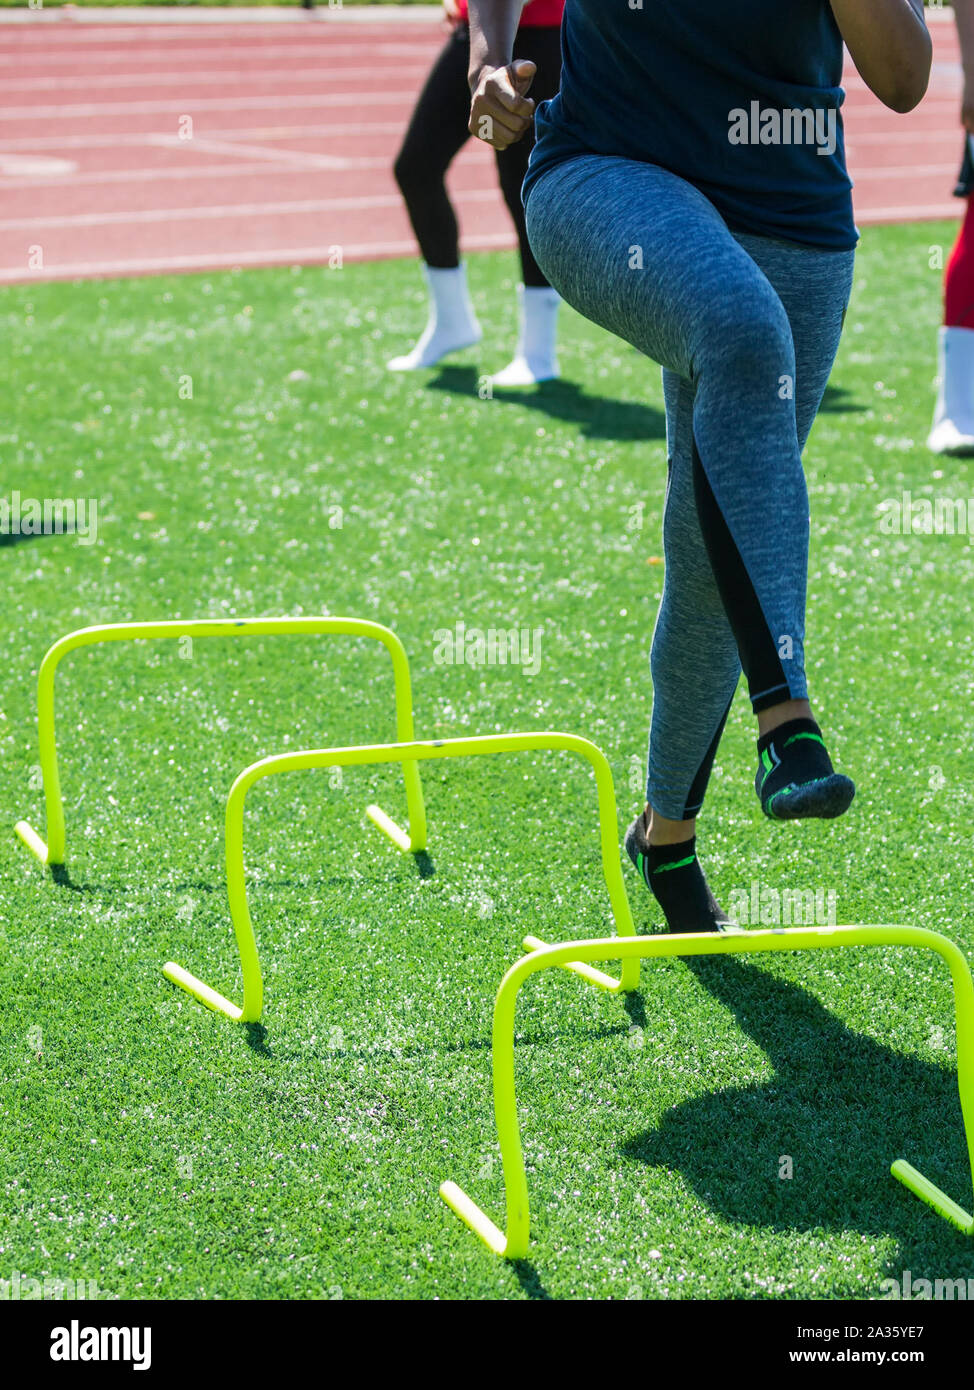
[455,0,564,26]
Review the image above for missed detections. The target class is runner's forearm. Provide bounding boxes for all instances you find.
[467,1,524,88]
[829,0,931,111]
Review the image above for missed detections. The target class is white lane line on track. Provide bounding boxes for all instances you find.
[0,233,518,284]
[144,132,388,169]
[2,98,962,150]
[0,122,407,150]
[0,211,959,289]
[1,64,429,92]
[1,186,949,234]
[0,119,955,151]
[846,130,967,147]
[0,188,497,232]
[0,154,78,176]
[0,42,440,66]
[850,164,959,180]
[857,202,961,221]
[0,155,389,190]
[0,112,948,148]
[0,157,388,191]
[0,12,444,30]
[843,101,962,116]
[3,207,959,289]
[0,90,419,120]
[0,159,952,194]
[0,152,952,190]
[0,17,444,37]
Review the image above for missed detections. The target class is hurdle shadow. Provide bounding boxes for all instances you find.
[289,1019,632,1066]
[413,850,435,880]
[243,1022,272,1058]
[623,984,649,1032]
[511,1259,552,1300]
[44,860,436,897]
[619,954,974,1287]
[426,366,666,442]
[49,864,99,894]
[167,855,437,897]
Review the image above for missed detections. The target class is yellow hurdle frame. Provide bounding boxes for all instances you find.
[163,733,641,1023]
[440,926,974,1258]
[13,617,427,868]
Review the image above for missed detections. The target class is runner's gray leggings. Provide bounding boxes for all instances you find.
[524,154,856,820]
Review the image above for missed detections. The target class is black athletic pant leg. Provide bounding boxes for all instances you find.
[393,22,563,288]
[393,25,474,270]
[495,25,563,287]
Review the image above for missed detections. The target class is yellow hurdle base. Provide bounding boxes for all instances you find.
[891,1160,974,1234]
[14,821,50,865]
[162,963,244,1022]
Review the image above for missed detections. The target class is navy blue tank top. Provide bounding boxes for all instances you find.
[523,0,858,250]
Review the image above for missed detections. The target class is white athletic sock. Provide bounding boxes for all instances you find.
[929,325,974,454]
[387,263,482,372]
[491,285,561,387]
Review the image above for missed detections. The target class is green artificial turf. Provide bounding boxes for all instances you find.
[1,223,973,1300]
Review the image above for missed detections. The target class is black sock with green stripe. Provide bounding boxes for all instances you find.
[755,717,856,821]
[624,817,735,933]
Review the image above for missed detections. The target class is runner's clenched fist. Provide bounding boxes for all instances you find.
[468,59,536,150]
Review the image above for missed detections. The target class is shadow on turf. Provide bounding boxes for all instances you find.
[44,869,418,895]
[276,1021,632,1064]
[426,366,666,441]
[818,383,864,415]
[0,529,71,548]
[413,850,435,880]
[244,1022,272,1057]
[511,1260,552,1300]
[167,850,436,895]
[49,864,99,893]
[619,954,974,1283]
[624,985,649,1032]
[426,370,863,436]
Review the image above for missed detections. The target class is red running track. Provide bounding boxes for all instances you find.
[0,6,967,285]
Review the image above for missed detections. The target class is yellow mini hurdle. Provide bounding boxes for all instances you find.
[13,617,427,868]
[439,926,974,1257]
[163,732,642,1022]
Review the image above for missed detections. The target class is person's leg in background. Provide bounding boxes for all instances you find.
[389,24,482,371]
[525,154,855,929]
[491,23,563,386]
[930,187,974,453]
